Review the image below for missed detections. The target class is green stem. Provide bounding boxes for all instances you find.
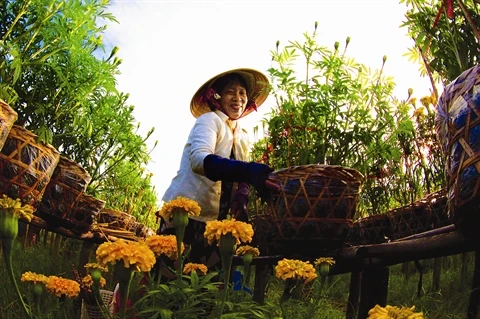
[2,238,31,317]
[173,210,188,283]
[242,253,253,291]
[217,233,237,318]
[115,264,135,319]
[155,257,163,287]
[242,264,251,291]
[32,283,42,319]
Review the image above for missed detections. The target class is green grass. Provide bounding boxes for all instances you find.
[0,234,475,318]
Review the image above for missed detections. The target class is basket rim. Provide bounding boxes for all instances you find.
[268,164,364,183]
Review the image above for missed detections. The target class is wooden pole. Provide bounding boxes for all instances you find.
[358,267,389,319]
[253,264,270,305]
[346,271,361,319]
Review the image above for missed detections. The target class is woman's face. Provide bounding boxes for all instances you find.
[219,80,248,120]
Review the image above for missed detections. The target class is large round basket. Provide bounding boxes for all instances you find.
[253,164,364,257]
[0,125,60,206]
[0,100,18,150]
[435,65,480,236]
[37,156,92,229]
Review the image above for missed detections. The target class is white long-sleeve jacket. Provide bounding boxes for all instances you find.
[162,110,250,222]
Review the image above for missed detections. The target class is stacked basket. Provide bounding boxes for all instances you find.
[253,164,364,257]
[0,100,106,234]
[37,156,106,234]
[0,112,60,207]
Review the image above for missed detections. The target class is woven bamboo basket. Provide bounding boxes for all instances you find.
[387,199,435,240]
[426,189,453,229]
[348,213,392,245]
[97,208,136,230]
[80,289,114,319]
[128,221,154,238]
[435,64,480,232]
[0,100,18,150]
[68,193,105,234]
[254,164,363,254]
[37,156,92,229]
[0,125,60,206]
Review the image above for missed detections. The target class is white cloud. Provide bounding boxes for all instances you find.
[102,0,433,205]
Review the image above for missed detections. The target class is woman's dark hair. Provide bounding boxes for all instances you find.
[212,73,248,94]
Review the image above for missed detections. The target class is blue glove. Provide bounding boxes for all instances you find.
[203,154,274,202]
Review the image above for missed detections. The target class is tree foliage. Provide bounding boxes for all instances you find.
[251,25,445,216]
[401,0,480,86]
[0,0,158,227]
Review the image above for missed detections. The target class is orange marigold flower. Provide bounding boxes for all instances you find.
[204,219,254,246]
[183,263,208,275]
[81,275,106,291]
[45,276,80,299]
[236,245,260,257]
[274,258,317,282]
[20,271,48,284]
[145,234,184,260]
[96,239,156,272]
[158,196,201,220]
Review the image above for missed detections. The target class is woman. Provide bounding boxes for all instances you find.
[159,68,276,267]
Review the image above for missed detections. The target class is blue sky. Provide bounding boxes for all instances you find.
[102,0,433,206]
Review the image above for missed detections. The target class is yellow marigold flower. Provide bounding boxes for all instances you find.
[0,194,34,221]
[20,271,48,284]
[413,107,426,119]
[183,263,208,275]
[420,96,431,107]
[367,304,424,319]
[314,257,335,266]
[145,234,184,260]
[45,276,80,299]
[81,275,106,291]
[275,258,317,282]
[84,263,108,272]
[96,239,156,272]
[159,196,201,220]
[204,219,254,246]
[236,245,260,257]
